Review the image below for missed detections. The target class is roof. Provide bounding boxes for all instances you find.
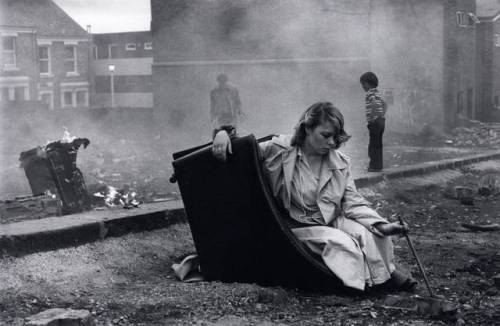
[0,0,87,36]
[476,0,500,17]
[477,9,500,22]
[92,31,151,45]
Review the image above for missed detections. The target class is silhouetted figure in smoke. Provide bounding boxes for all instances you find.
[360,72,387,172]
[210,73,243,132]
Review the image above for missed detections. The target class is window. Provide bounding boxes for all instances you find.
[456,11,466,26]
[61,89,89,108]
[64,45,76,73]
[14,86,27,101]
[39,91,53,110]
[495,34,500,47]
[125,43,136,51]
[76,90,87,106]
[494,95,499,109]
[144,42,153,50]
[456,11,475,27]
[92,45,98,60]
[2,36,16,66]
[108,44,118,58]
[0,85,28,100]
[0,87,9,100]
[457,91,465,116]
[467,88,473,118]
[63,91,73,107]
[38,46,50,74]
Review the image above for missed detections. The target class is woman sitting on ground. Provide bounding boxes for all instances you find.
[212,101,417,292]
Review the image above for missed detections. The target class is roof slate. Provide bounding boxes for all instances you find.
[0,0,87,36]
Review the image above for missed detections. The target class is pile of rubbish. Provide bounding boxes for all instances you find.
[418,118,500,148]
[449,119,500,148]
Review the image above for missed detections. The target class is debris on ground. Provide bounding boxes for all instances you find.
[478,175,499,196]
[450,119,500,147]
[461,222,500,232]
[0,194,59,224]
[443,185,475,205]
[92,185,141,209]
[25,308,94,326]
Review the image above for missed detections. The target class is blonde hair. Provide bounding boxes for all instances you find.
[291,102,350,149]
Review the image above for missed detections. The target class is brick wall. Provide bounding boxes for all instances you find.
[37,40,91,110]
[493,21,500,113]
[475,20,494,120]
[0,31,38,101]
[443,0,477,129]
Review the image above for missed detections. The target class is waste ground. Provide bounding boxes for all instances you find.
[1,160,500,325]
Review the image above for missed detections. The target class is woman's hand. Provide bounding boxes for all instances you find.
[375,221,409,236]
[212,130,232,162]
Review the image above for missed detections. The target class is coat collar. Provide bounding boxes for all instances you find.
[272,135,348,171]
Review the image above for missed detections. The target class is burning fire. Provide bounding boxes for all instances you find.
[93,185,141,209]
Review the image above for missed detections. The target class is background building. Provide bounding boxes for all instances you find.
[476,9,500,121]
[0,0,91,111]
[91,31,153,109]
[371,0,477,132]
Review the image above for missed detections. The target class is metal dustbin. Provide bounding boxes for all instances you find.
[19,138,91,215]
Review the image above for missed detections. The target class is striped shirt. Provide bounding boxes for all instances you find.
[365,88,386,123]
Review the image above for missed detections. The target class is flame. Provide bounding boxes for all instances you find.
[93,185,141,209]
[61,127,76,143]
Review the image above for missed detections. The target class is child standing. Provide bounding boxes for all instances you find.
[360,72,387,172]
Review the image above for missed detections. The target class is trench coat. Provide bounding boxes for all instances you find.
[260,135,395,290]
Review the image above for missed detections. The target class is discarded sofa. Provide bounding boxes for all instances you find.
[172,134,344,292]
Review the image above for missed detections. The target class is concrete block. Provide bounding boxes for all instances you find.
[25,308,95,326]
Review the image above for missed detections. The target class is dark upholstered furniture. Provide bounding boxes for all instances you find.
[172,134,345,292]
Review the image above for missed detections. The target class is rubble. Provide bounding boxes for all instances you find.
[478,175,499,196]
[0,194,59,224]
[449,119,500,147]
[461,223,500,232]
[443,185,475,205]
[25,308,95,326]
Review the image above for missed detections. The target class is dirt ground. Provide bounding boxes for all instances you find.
[1,161,500,325]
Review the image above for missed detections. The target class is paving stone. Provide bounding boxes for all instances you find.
[25,308,94,326]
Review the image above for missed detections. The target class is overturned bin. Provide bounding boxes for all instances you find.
[19,138,91,215]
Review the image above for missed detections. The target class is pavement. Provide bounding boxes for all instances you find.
[2,149,500,258]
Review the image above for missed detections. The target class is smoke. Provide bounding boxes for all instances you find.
[2,0,489,199]
[153,0,373,144]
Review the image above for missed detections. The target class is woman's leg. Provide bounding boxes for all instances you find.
[291,226,367,290]
[335,216,395,286]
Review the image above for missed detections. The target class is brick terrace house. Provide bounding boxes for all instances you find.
[0,0,90,110]
[476,8,500,121]
[370,0,478,132]
[91,31,153,109]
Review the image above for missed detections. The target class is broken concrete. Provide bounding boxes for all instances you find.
[25,308,94,326]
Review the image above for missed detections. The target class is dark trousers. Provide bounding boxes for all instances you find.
[367,117,385,170]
